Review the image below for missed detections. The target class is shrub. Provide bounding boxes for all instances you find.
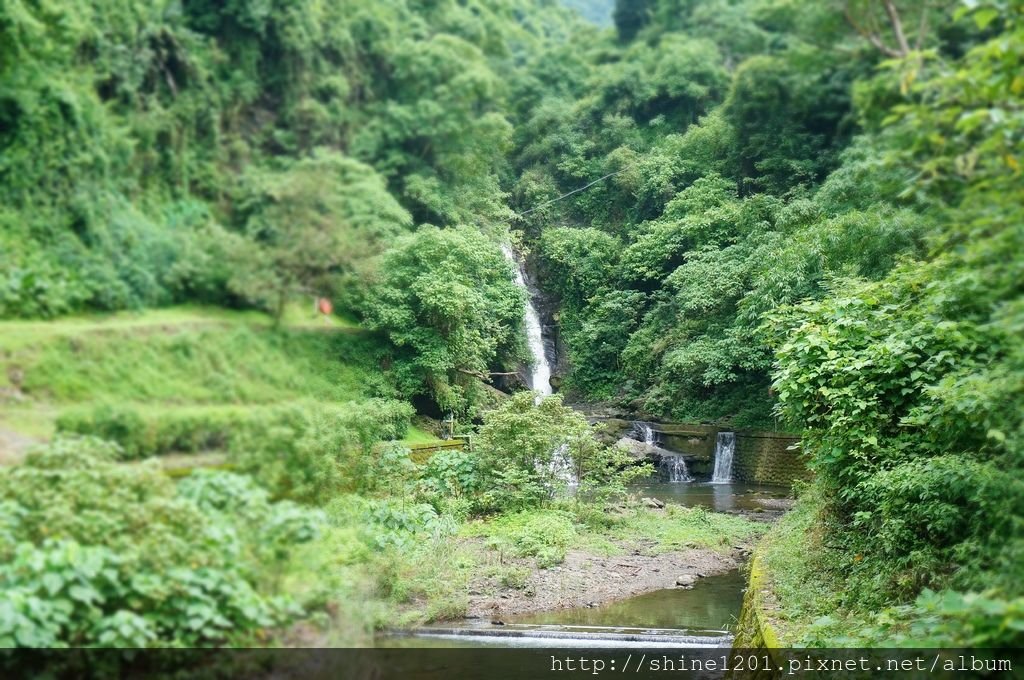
[0,539,281,648]
[0,437,324,647]
[811,590,1024,648]
[472,392,650,513]
[57,398,414,497]
[229,400,414,502]
[418,449,482,504]
[56,404,248,459]
[327,495,455,552]
[177,471,327,564]
[474,510,579,568]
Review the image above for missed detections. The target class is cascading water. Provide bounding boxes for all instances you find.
[661,454,693,483]
[711,432,736,484]
[631,422,692,482]
[502,245,552,397]
[502,245,574,487]
[631,421,658,446]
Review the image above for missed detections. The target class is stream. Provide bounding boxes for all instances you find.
[633,480,789,513]
[382,476,783,649]
[381,570,742,648]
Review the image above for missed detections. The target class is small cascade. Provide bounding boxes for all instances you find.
[661,454,693,483]
[502,245,552,397]
[631,422,692,483]
[630,421,658,446]
[711,432,736,484]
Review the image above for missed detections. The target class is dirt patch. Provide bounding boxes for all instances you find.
[464,542,745,620]
[0,428,38,466]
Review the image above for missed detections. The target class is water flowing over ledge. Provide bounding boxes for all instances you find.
[502,244,552,397]
[712,432,736,484]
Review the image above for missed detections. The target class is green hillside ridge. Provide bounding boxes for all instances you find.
[0,305,439,463]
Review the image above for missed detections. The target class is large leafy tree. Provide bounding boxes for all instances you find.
[237,150,412,318]
[361,226,524,412]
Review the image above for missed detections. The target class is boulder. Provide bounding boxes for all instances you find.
[616,437,652,459]
[675,574,697,588]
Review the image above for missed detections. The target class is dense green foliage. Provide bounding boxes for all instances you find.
[0,0,574,323]
[360,226,524,412]
[0,438,323,646]
[764,2,1024,644]
[2,0,1021,652]
[517,0,966,424]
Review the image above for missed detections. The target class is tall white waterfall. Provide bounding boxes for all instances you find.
[711,432,736,484]
[502,245,552,396]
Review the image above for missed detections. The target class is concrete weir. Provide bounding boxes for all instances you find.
[601,418,807,486]
[390,624,733,648]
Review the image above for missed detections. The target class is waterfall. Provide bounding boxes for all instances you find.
[631,422,692,483]
[502,245,552,397]
[661,454,693,483]
[711,432,736,484]
[631,421,658,446]
[501,245,573,489]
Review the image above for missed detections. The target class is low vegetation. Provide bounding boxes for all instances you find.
[0,390,762,645]
[0,438,324,647]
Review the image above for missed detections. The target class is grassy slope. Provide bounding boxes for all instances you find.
[0,304,436,461]
[750,489,854,645]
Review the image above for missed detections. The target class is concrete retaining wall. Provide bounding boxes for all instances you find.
[729,555,786,679]
[407,439,464,464]
[646,423,808,486]
[733,431,808,486]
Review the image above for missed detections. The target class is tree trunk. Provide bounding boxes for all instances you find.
[882,0,911,55]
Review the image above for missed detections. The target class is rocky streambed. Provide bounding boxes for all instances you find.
[464,542,751,621]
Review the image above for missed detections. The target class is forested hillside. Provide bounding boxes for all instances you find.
[1,0,1021,652]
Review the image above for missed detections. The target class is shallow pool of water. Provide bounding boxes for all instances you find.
[509,568,745,632]
[383,570,746,648]
[632,480,788,513]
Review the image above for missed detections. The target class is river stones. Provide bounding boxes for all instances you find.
[675,574,697,588]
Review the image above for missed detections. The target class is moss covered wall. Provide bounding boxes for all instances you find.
[657,423,718,459]
[730,555,785,679]
[733,431,808,486]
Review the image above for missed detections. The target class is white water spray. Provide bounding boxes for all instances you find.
[661,454,693,483]
[711,432,735,484]
[548,442,579,488]
[632,422,692,483]
[502,245,552,397]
